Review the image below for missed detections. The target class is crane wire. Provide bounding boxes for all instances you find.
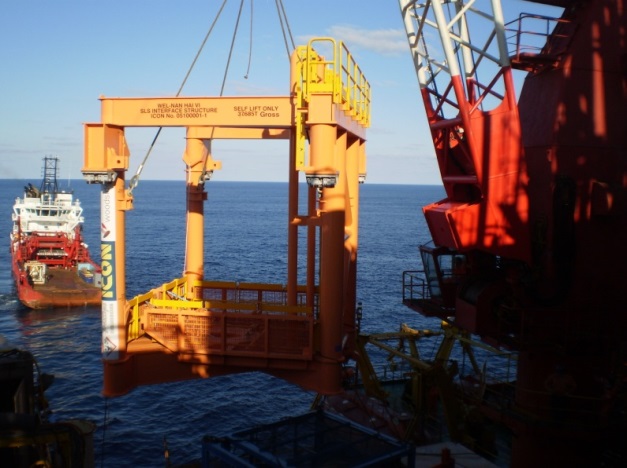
[275,0,296,60]
[128,0,229,194]
[187,0,246,276]
[197,0,246,184]
[129,0,296,192]
[244,0,253,79]
[219,0,246,96]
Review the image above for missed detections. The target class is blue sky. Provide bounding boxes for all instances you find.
[0,1,562,185]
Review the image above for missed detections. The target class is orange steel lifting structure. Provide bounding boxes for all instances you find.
[82,38,370,397]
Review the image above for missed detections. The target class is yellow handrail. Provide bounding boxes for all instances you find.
[300,38,371,127]
[126,277,317,342]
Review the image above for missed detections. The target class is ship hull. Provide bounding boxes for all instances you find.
[12,263,101,309]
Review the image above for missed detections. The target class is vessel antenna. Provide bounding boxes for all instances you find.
[39,156,59,194]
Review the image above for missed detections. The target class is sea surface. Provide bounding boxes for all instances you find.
[0,179,445,467]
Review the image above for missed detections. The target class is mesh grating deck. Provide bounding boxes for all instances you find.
[202,410,415,467]
[144,309,313,358]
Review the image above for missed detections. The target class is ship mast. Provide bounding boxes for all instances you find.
[39,156,60,195]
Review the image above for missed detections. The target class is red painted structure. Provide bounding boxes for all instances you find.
[401,0,627,465]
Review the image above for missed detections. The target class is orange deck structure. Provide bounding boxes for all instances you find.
[82,39,370,397]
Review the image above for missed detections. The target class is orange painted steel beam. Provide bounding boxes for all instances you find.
[83,123,130,178]
[100,96,293,128]
[187,126,290,140]
[103,337,343,397]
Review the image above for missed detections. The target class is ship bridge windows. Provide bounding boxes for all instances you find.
[420,243,467,309]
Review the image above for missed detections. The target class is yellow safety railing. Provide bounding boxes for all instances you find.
[293,37,371,169]
[126,277,317,342]
[300,37,371,126]
[127,289,155,340]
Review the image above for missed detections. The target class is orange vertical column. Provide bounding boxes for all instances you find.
[287,50,300,306]
[101,172,130,396]
[306,186,317,309]
[334,130,350,354]
[101,173,128,357]
[183,136,211,300]
[287,130,299,306]
[342,136,362,355]
[310,122,344,393]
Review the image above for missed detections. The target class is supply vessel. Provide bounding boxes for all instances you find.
[11,156,101,309]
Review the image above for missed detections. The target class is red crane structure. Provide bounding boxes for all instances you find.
[399,0,626,465]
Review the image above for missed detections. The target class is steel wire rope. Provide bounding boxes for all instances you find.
[275,0,296,59]
[127,0,294,278]
[107,5,227,459]
[244,0,253,79]
[196,0,297,181]
[100,396,109,468]
[197,0,246,183]
[127,0,229,195]
[187,0,246,278]
[219,0,246,95]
